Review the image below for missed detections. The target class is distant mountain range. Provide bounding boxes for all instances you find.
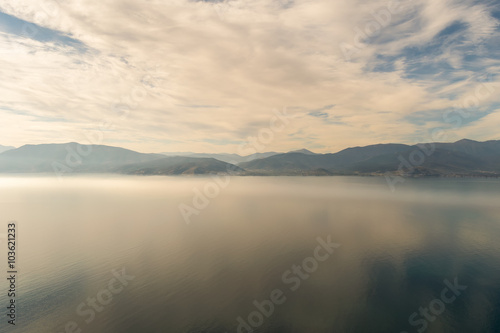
[239,139,500,177]
[160,151,279,164]
[0,143,241,175]
[0,139,498,177]
[117,156,244,175]
[0,145,15,154]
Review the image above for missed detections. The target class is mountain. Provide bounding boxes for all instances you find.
[161,152,241,163]
[160,151,279,164]
[241,152,280,162]
[0,145,15,154]
[239,140,500,177]
[349,140,500,175]
[0,143,241,175]
[288,149,317,155]
[1,139,498,177]
[431,139,500,165]
[0,142,164,173]
[116,156,244,175]
[239,144,411,172]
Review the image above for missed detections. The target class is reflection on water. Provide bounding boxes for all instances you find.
[1,176,500,333]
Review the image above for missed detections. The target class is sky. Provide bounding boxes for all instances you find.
[0,0,499,155]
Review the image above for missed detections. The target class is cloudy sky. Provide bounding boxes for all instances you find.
[0,0,499,154]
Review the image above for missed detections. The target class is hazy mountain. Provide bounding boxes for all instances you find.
[0,143,172,173]
[1,140,498,177]
[240,140,500,176]
[161,152,241,163]
[242,152,281,162]
[0,143,243,175]
[349,139,500,175]
[239,144,411,172]
[288,149,317,155]
[0,145,15,154]
[160,151,279,164]
[116,156,244,175]
[430,139,500,166]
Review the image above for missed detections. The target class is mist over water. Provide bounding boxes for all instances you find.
[1,176,500,333]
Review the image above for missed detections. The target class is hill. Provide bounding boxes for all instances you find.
[0,145,15,154]
[160,151,279,164]
[0,142,163,173]
[1,139,498,177]
[116,156,244,175]
[239,140,500,177]
[0,143,242,175]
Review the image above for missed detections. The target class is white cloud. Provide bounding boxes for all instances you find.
[0,0,499,153]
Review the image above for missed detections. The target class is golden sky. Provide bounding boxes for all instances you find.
[0,0,499,154]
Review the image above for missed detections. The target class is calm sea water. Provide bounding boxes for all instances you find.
[1,175,500,333]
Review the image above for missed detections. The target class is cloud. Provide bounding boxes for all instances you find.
[0,0,499,153]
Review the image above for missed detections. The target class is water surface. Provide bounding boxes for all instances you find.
[1,175,500,333]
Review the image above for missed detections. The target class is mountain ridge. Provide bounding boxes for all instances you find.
[0,145,15,154]
[0,143,242,175]
[0,139,498,177]
[159,151,279,164]
[238,139,500,177]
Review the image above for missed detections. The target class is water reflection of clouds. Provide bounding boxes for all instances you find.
[1,177,499,332]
